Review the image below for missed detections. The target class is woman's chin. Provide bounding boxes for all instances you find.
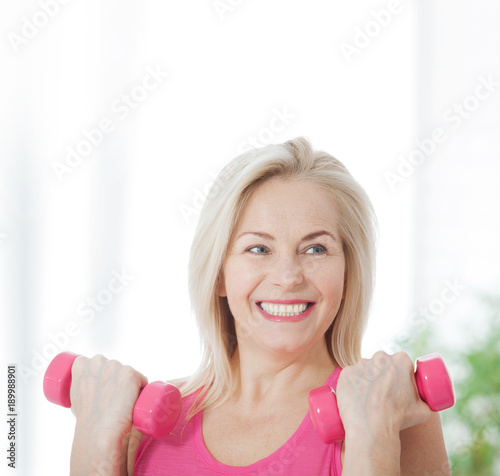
[259,334,314,357]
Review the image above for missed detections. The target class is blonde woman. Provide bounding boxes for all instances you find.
[70,137,450,475]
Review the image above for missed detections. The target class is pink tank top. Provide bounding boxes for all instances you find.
[134,366,343,475]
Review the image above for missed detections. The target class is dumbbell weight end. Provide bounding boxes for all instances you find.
[309,353,455,444]
[43,351,80,408]
[43,351,182,439]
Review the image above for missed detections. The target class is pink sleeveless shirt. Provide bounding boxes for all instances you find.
[134,366,343,475]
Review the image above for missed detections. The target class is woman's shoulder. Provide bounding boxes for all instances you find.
[167,375,190,389]
[130,377,204,474]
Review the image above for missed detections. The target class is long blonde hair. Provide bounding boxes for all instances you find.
[171,137,378,422]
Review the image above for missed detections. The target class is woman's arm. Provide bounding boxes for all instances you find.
[70,421,125,476]
[337,351,444,476]
[124,426,144,476]
[342,423,402,475]
[69,355,148,476]
[400,412,451,475]
[341,413,450,475]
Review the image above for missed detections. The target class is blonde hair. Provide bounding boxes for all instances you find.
[171,137,378,423]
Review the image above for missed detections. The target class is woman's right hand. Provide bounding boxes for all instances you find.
[69,354,148,476]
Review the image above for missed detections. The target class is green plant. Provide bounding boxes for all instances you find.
[397,293,500,475]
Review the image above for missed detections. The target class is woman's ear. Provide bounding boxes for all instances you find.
[217,273,227,297]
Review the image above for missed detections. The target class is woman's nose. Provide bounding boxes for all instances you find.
[269,254,306,288]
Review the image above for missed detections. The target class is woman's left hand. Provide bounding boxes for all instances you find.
[336,350,432,436]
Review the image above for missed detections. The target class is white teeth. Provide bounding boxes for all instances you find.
[259,302,310,316]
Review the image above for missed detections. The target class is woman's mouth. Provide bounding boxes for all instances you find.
[256,301,315,322]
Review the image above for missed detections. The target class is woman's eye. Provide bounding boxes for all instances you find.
[305,244,327,254]
[245,245,267,255]
[246,245,268,254]
[245,244,327,255]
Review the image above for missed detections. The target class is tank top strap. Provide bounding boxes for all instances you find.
[325,365,343,391]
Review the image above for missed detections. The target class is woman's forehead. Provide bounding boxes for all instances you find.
[239,179,340,227]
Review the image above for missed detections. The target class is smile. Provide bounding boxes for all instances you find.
[256,301,315,322]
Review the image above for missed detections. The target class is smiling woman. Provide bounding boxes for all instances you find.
[134,137,448,474]
[175,137,377,410]
[216,177,348,368]
[68,137,450,475]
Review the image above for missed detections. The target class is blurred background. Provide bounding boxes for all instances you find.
[1,1,499,474]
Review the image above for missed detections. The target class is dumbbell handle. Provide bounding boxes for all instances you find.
[309,353,455,444]
[43,352,182,439]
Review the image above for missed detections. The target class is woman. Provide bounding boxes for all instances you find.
[69,137,450,475]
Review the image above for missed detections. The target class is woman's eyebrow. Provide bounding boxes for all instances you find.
[236,230,338,243]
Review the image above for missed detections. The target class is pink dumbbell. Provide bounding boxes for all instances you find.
[43,351,182,438]
[308,353,455,444]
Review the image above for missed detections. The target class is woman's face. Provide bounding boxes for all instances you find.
[217,177,346,359]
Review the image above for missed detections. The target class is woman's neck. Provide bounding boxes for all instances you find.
[228,341,337,409]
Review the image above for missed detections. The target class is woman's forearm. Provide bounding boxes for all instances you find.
[342,425,401,476]
[70,421,124,476]
[67,354,148,476]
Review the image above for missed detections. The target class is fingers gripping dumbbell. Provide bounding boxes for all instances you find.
[308,353,455,444]
[43,351,182,438]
